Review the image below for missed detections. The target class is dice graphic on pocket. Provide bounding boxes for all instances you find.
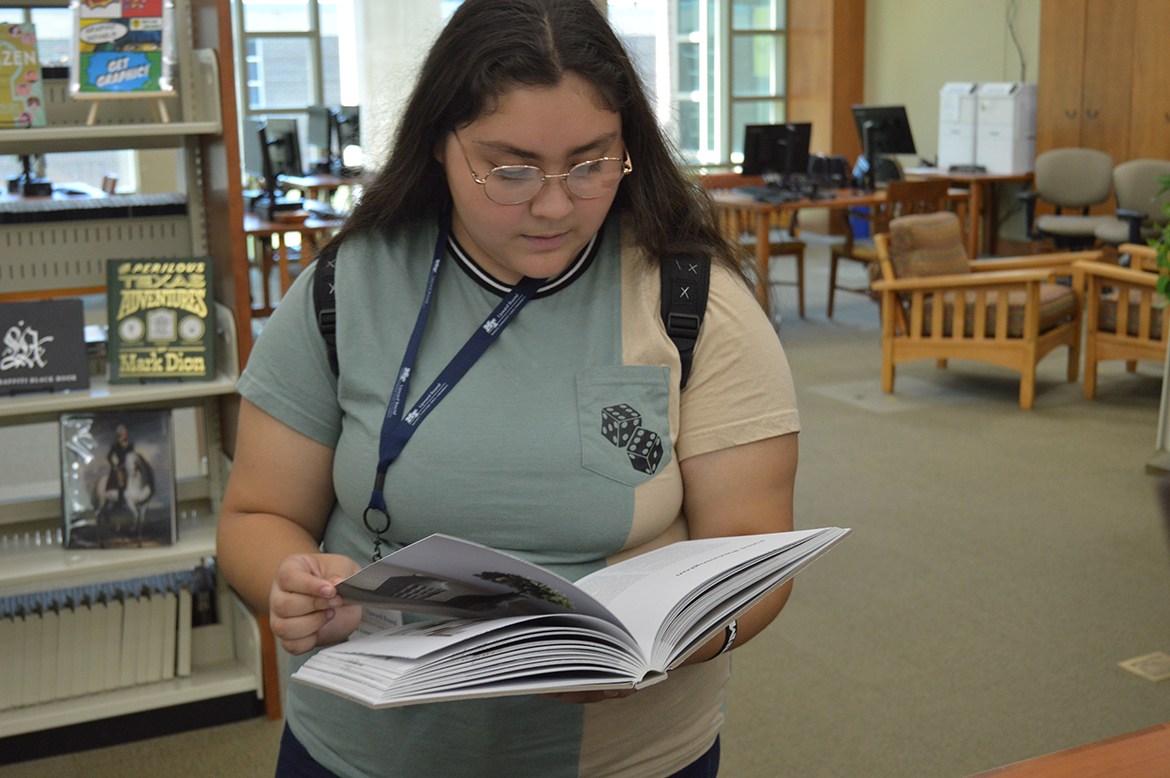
[625,427,664,474]
[601,404,642,448]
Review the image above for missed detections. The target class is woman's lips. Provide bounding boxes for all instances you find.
[522,232,569,251]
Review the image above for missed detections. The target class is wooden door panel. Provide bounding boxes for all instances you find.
[1129,0,1170,159]
[1036,0,1086,154]
[1079,0,1134,157]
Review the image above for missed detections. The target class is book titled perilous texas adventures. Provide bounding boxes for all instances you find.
[106,258,215,383]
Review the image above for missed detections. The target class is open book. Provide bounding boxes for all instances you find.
[292,527,850,708]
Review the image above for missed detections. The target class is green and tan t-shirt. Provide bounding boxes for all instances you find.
[236,212,800,778]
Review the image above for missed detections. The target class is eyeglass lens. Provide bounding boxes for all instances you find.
[484,158,627,204]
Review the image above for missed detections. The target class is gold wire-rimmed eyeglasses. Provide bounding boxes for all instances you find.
[454,133,632,205]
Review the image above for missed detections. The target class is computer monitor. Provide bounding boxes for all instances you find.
[335,106,360,153]
[242,118,302,218]
[261,118,304,180]
[334,106,361,176]
[851,105,916,189]
[307,106,334,149]
[851,105,916,157]
[741,123,812,181]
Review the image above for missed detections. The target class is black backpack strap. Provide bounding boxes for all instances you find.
[313,241,341,377]
[660,254,710,390]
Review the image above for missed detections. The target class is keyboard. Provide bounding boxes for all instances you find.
[304,199,349,221]
[733,184,838,205]
[0,192,188,225]
[734,185,806,205]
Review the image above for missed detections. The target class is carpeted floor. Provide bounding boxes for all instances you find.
[5,236,1169,778]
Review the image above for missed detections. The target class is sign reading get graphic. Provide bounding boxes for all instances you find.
[71,0,174,96]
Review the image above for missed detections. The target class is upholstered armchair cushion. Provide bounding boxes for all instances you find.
[926,285,1078,338]
[1098,290,1165,339]
[887,212,970,279]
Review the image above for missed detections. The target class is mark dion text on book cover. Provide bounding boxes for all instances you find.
[107,259,215,383]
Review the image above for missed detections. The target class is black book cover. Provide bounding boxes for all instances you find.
[0,299,90,394]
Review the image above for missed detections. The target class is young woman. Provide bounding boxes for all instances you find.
[217,1,800,776]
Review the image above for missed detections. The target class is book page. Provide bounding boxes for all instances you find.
[576,529,842,656]
[336,534,621,628]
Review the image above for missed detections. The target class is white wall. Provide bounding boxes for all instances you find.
[353,0,449,168]
[864,0,1041,165]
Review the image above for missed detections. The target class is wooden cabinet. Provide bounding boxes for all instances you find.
[787,0,866,160]
[0,0,262,741]
[1129,0,1170,160]
[1038,0,1170,162]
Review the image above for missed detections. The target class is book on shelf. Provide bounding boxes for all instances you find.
[0,299,90,395]
[106,258,216,383]
[54,603,73,701]
[0,22,46,128]
[0,568,217,709]
[0,616,14,710]
[176,586,192,677]
[292,527,850,709]
[103,596,124,691]
[119,593,142,689]
[60,408,177,549]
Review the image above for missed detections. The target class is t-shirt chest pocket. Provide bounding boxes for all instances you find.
[576,366,673,487]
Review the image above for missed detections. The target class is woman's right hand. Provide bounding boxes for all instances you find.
[269,552,363,655]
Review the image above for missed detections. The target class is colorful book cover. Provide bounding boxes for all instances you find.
[60,408,177,549]
[0,22,46,127]
[71,0,174,96]
[106,257,215,383]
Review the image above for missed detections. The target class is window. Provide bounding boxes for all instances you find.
[234,0,356,175]
[607,0,787,167]
[0,5,138,192]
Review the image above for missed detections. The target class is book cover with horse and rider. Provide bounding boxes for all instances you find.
[60,409,176,549]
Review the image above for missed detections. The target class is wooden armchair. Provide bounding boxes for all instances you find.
[1078,243,1168,399]
[872,211,1099,409]
[700,173,805,318]
[828,178,953,318]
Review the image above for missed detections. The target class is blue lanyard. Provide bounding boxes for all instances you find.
[362,217,544,559]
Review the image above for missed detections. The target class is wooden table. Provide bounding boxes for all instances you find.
[966,722,1170,778]
[711,187,888,313]
[244,211,344,315]
[278,172,361,208]
[906,168,1034,258]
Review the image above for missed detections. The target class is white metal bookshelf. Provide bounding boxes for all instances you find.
[0,0,263,739]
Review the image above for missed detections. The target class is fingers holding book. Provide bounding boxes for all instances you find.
[270,552,363,655]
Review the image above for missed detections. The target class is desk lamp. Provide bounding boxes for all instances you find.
[7,154,53,197]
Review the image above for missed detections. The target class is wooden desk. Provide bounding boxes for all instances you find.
[244,211,343,315]
[906,168,1034,258]
[966,722,1170,778]
[711,187,887,313]
[279,173,361,207]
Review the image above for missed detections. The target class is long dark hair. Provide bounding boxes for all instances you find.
[330,0,740,273]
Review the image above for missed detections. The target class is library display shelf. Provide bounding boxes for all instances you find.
[0,590,263,738]
[0,304,259,736]
[0,0,267,737]
[0,510,217,595]
[0,303,239,424]
[0,49,223,157]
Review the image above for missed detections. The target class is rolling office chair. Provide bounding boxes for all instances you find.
[1093,159,1170,248]
[1018,147,1114,251]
